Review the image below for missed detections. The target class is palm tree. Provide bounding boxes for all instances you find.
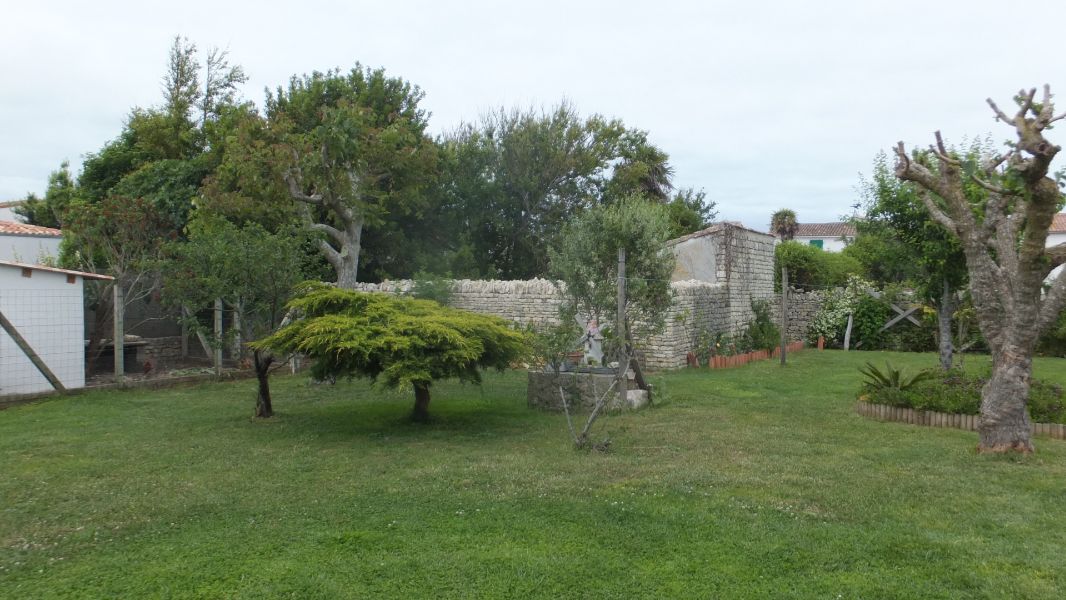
[770,209,798,240]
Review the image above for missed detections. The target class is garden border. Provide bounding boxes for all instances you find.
[855,401,1066,440]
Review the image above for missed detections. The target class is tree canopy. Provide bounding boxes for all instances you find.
[256,284,529,421]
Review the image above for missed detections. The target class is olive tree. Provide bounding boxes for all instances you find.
[893,86,1066,453]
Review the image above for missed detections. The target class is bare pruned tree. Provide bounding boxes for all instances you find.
[893,85,1066,453]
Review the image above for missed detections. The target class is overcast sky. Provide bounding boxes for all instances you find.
[3,0,1066,230]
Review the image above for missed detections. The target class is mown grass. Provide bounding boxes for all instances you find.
[1,350,1064,598]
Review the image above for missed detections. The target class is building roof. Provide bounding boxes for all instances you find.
[793,222,856,238]
[667,221,773,247]
[1052,213,1066,233]
[0,220,61,237]
[0,200,25,209]
[0,260,113,281]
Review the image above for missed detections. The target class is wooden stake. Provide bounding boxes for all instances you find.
[113,285,124,380]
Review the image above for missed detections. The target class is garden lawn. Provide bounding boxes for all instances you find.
[2,350,1065,599]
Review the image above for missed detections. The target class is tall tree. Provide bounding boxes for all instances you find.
[14,161,78,228]
[894,86,1066,453]
[853,153,969,369]
[442,103,628,279]
[267,65,438,288]
[164,214,308,417]
[770,209,798,241]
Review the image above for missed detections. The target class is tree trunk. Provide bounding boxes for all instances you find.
[336,243,360,290]
[253,349,274,418]
[937,279,954,371]
[412,384,431,422]
[978,348,1034,453]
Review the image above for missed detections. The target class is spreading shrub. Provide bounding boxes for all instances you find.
[774,241,862,291]
[861,368,1066,424]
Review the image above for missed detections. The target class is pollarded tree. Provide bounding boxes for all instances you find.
[267,66,438,288]
[255,285,529,422]
[893,86,1066,453]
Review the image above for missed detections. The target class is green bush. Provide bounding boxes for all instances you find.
[774,241,862,291]
[1037,307,1066,357]
[410,270,454,306]
[862,369,1066,424]
[741,300,780,352]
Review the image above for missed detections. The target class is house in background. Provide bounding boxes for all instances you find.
[0,221,62,265]
[792,222,856,251]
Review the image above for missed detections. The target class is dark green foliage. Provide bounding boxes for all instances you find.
[1037,307,1066,357]
[864,368,1066,424]
[409,271,454,306]
[774,241,862,290]
[852,295,891,348]
[741,300,780,353]
[14,162,78,228]
[256,285,529,418]
[665,188,717,239]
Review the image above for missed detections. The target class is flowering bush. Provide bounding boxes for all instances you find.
[807,275,873,345]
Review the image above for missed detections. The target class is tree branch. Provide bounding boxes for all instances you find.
[1046,242,1066,272]
[309,222,345,246]
[1038,267,1066,333]
[283,169,323,205]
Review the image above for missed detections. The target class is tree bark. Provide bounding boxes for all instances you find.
[979,347,1034,453]
[412,384,431,423]
[937,279,954,371]
[253,349,274,418]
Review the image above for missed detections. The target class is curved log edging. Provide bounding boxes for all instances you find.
[855,401,1066,440]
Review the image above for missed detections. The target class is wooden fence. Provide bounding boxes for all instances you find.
[855,401,1066,440]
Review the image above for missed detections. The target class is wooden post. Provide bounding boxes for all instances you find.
[213,298,223,375]
[232,298,242,362]
[616,247,627,409]
[0,309,66,391]
[113,285,124,380]
[843,313,854,351]
[780,266,788,366]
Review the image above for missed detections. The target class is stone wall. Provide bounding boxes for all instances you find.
[780,288,826,342]
[349,223,785,371]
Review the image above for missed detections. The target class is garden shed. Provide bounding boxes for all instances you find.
[0,260,112,396]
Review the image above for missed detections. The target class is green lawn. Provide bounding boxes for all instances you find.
[2,350,1064,598]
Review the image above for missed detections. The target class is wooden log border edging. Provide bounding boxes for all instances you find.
[855,400,1066,440]
[709,341,805,369]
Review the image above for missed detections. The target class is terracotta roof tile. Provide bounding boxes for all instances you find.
[794,222,856,238]
[0,220,62,237]
[1051,213,1066,233]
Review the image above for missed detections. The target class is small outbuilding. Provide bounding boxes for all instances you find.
[0,220,62,264]
[0,260,112,396]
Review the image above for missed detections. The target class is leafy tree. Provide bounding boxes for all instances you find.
[267,65,438,288]
[852,153,969,369]
[550,195,676,356]
[14,161,78,228]
[665,187,718,239]
[770,209,798,240]
[442,103,654,279]
[893,86,1066,453]
[255,285,529,422]
[164,214,308,417]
